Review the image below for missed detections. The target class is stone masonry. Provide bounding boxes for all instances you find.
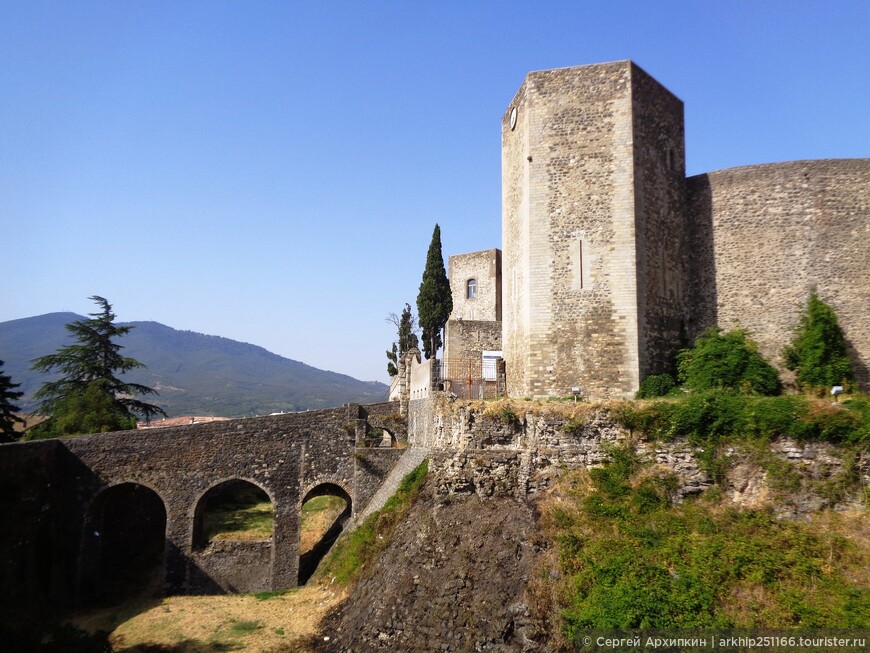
[454,61,869,399]
[0,403,405,608]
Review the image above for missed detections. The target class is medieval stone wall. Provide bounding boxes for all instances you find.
[631,65,689,379]
[444,320,501,362]
[408,397,868,515]
[503,61,676,400]
[687,159,870,388]
[497,62,868,399]
[0,440,60,605]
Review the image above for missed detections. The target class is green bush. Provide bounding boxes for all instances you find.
[677,327,781,395]
[783,291,854,392]
[635,373,678,399]
[612,391,870,448]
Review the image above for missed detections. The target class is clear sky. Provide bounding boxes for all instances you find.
[2,1,868,383]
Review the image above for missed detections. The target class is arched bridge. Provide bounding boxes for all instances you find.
[0,401,407,607]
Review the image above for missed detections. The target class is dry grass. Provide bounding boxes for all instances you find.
[462,396,611,422]
[69,586,345,652]
[300,496,347,553]
[66,495,354,651]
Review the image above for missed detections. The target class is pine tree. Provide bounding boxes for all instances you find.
[0,360,24,442]
[30,296,165,437]
[416,225,452,360]
[782,290,854,392]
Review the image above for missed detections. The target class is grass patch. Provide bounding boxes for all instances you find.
[316,459,428,586]
[202,482,274,542]
[252,589,289,601]
[539,445,869,644]
[228,619,262,635]
[300,495,348,554]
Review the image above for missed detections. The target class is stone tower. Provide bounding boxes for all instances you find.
[501,61,687,399]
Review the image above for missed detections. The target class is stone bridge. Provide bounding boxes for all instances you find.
[0,402,406,608]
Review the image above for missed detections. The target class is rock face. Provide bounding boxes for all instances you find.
[320,488,546,652]
[320,398,868,650]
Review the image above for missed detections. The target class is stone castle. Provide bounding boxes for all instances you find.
[2,60,868,618]
[440,60,869,399]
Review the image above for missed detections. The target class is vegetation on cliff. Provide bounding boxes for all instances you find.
[539,446,869,643]
[316,459,429,586]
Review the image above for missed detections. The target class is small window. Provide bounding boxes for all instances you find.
[466,279,477,299]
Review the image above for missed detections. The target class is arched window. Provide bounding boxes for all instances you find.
[466,278,477,299]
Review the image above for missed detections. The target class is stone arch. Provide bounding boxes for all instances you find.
[78,481,168,605]
[192,477,274,550]
[298,481,352,585]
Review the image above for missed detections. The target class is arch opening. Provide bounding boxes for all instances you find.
[365,424,399,447]
[193,480,274,550]
[79,483,167,606]
[298,483,351,585]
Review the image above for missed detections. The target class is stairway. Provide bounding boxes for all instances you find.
[350,446,430,530]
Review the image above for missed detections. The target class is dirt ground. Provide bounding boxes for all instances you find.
[319,485,548,652]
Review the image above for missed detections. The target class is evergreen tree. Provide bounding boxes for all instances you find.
[30,296,165,437]
[386,303,419,376]
[782,290,854,391]
[416,224,452,360]
[0,360,24,442]
[386,342,399,377]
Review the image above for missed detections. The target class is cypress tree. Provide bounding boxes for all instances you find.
[0,360,24,442]
[417,224,453,360]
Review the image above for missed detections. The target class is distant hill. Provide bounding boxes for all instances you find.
[0,313,388,417]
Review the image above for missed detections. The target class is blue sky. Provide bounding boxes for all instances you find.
[2,1,868,383]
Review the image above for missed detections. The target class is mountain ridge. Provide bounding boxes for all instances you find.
[0,312,388,417]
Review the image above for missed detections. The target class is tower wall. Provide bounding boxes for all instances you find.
[631,66,688,380]
[447,249,501,322]
[502,61,685,399]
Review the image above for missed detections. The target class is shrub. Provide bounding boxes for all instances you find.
[783,291,854,393]
[612,391,869,448]
[677,327,781,395]
[563,417,585,436]
[635,373,677,399]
